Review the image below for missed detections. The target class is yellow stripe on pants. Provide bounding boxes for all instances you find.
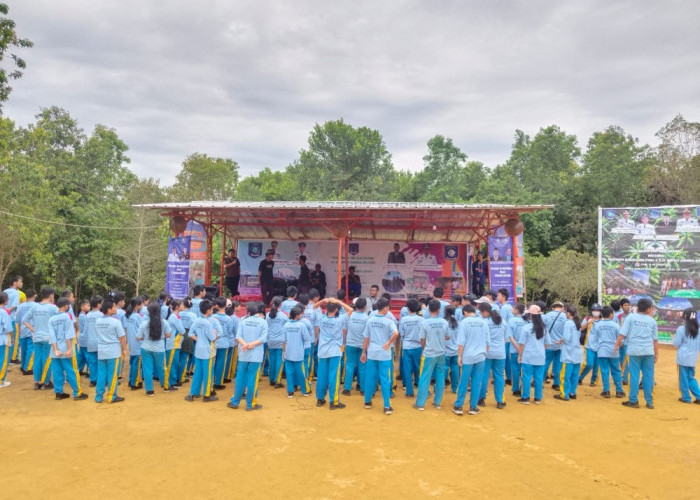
[418,355,425,378]
[165,349,177,389]
[40,356,52,384]
[0,344,9,380]
[559,363,566,398]
[107,359,120,402]
[27,351,35,371]
[333,360,341,405]
[204,356,214,397]
[300,363,311,394]
[12,324,20,360]
[71,346,82,395]
[252,366,261,406]
[275,357,284,384]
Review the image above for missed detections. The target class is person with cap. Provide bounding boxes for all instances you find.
[471,252,487,298]
[635,214,656,236]
[616,210,636,229]
[258,249,275,305]
[517,304,552,405]
[579,304,602,386]
[223,248,240,297]
[414,244,437,267]
[615,298,659,409]
[676,207,698,229]
[544,301,566,390]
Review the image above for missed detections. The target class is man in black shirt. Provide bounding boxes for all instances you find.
[310,263,327,298]
[258,249,275,305]
[298,255,311,294]
[223,248,241,297]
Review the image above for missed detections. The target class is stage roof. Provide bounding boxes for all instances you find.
[137,201,553,243]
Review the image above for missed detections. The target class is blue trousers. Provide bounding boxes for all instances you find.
[304,347,313,379]
[455,360,485,410]
[545,349,562,384]
[521,363,545,400]
[579,349,599,383]
[262,344,269,376]
[444,355,460,393]
[214,347,228,386]
[0,343,9,382]
[285,360,311,394]
[20,337,34,371]
[343,346,364,391]
[678,365,700,402]
[128,355,141,387]
[561,362,580,399]
[178,349,192,382]
[598,356,623,393]
[87,350,98,383]
[33,342,53,385]
[317,356,342,404]
[11,322,19,361]
[363,359,392,408]
[165,347,180,388]
[268,348,284,384]
[76,345,88,373]
[190,357,214,397]
[480,357,505,403]
[619,345,629,383]
[95,358,121,402]
[505,343,512,380]
[224,347,234,380]
[402,347,422,395]
[629,355,654,405]
[186,351,195,373]
[510,353,521,393]
[231,361,261,408]
[52,357,81,396]
[416,355,445,407]
[398,342,404,385]
[141,349,165,392]
[312,342,319,379]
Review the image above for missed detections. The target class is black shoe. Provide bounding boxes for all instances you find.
[288,392,294,398]
[468,407,480,415]
[553,394,568,401]
[679,397,691,404]
[496,402,507,409]
[34,383,43,390]
[223,378,232,383]
[551,385,560,391]
[10,359,20,364]
[246,404,263,411]
[22,369,33,376]
[364,401,372,409]
[203,395,219,402]
[646,403,654,410]
[569,394,577,400]
[341,389,351,396]
[184,395,195,402]
[274,383,284,389]
[146,391,155,396]
[615,391,626,398]
[383,406,394,415]
[130,385,141,391]
[227,402,238,409]
[517,397,530,405]
[622,380,628,386]
[44,382,54,390]
[534,398,542,405]
[622,400,639,408]
[452,406,464,415]
[210,390,217,397]
[74,393,89,400]
[512,390,521,397]
[355,385,361,392]
[89,382,96,387]
[316,399,326,407]
[693,399,700,405]
[505,379,512,386]
[269,381,275,386]
[213,384,226,390]
[164,386,179,392]
[477,398,486,407]
[55,393,70,400]
[329,402,346,410]
[111,396,125,403]
[577,380,583,386]
[600,391,611,398]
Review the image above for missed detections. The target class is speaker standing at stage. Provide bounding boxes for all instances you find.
[223,248,240,297]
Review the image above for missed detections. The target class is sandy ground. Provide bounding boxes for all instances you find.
[1,344,699,499]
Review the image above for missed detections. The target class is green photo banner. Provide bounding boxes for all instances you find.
[599,205,700,343]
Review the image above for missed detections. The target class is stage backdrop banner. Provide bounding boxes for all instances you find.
[599,205,700,343]
[488,230,515,305]
[184,221,207,291]
[166,235,191,299]
[237,240,468,300]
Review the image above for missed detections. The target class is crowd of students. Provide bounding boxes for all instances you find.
[2,275,699,416]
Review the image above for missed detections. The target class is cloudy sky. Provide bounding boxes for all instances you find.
[5,1,699,184]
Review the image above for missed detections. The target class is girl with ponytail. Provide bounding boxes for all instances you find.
[673,308,700,404]
[517,304,552,405]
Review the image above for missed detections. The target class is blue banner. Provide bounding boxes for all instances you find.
[488,235,515,304]
[166,235,191,299]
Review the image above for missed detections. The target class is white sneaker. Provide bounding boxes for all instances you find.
[0,381,11,388]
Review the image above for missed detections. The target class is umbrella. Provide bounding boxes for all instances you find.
[658,296,693,311]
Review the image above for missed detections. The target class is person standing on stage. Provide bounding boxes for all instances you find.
[223,248,241,297]
[311,264,327,299]
[258,249,275,305]
[472,252,487,298]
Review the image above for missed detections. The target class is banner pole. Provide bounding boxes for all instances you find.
[597,207,603,304]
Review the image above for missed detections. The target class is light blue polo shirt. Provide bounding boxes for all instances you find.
[96,316,125,360]
[236,315,268,363]
[544,309,566,351]
[673,325,700,367]
[283,320,309,362]
[17,301,37,339]
[619,313,658,356]
[485,317,507,360]
[167,313,186,350]
[346,311,369,349]
[420,316,448,358]
[592,319,621,358]
[363,314,397,361]
[266,311,289,349]
[85,310,103,352]
[125,312,144,356]
[26,302,59,343]
[137,319,171,353]
[507,316,526,345]
[560,319,583,364]
[518,322,552,366]
[457,316,489,364]
[47,312,75,357]
[399,314,423,350]
[191,317,216,359]
[317,314,346,359]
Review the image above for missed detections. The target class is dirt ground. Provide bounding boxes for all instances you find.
[1,344,698,499]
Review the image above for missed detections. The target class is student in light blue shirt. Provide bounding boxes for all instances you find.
[95,299,128,403]
[399,298,423,397]
[361,298,399,415]
[0,292,14,387]
[223,301,241,384]
[124,297,144,390]
[266,296,289,388]
[616,298,659,409]
[342,298,369,395]
[578,304,602,386]
[496,289,514,383]
[211,297,232,390]
[3,276,22,364]
[595,306,625,399]
[23,286,59,390]
[280,286,298,315]
[478,303,508,409]
[48,298,88,400]
[507,304,526,397]
[453,305,489,416]
[517,305,552,405]
[190,285,206,318]
[282,305,312,397]
[82,296,104,386]
[673,309,700,404]
[543,302,566,390]
[443,306,460,394]
[554,306,584,401]
[137,302,174,396]
[177,298,197,384]
[75,299,90,376]
[185,299,218,402]
[414,300,448,410]
[16,289,37,375]
[300,293,321,380]
[229,302,268,411]
[165,299,187,390]
[314,298,352,409]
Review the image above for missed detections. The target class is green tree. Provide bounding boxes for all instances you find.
[234,167,299,201]
[289,119,397,201]
[0,2,32,112]
[541,248,598,308]
[170,153,239,201]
